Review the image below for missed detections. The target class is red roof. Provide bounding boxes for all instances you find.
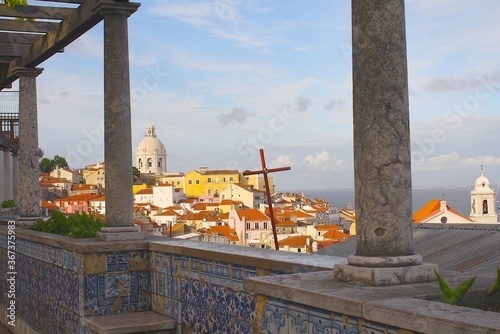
[206,225,239,242]
[236,209,270,221]
[136,188,153,195]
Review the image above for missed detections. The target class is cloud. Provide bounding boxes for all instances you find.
[413,152,500,171]
[323,98,345,111]
[422,69,500,93]
[217,107,255,125]
[295,96,312,112]
[270,151,347,173]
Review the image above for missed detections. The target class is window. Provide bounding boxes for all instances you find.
[177,181,180,185]
[222,177,226,182]
[297,249,301,253]
[246,222,251,230]
[229,177,234,182]
[255,222,259,229]
[264,222,268,229]
[215,177,219,183]
[207,178,212,183]
[188,180,192,185]
[208,189,212,195]
[196,179,200,185]
[245,233,249,239]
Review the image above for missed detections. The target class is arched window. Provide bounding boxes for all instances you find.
[138,159,142,168]
[208,189,212,195]
[483,200,488,214]
[147,158,152,168]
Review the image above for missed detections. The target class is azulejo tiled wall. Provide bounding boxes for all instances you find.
[83,250,150,317]
[0,233,150,333]
[149,250,408,334]
[0,237,82,333]
[2,231,415,334]
[151,251,260,333]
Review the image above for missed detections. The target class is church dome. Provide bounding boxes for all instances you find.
[136,123,167,174]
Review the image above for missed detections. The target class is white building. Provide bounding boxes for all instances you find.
[136,123,167,174]
[152,183,185,209]
[470,169,498,224]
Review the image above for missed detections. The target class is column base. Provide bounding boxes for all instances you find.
[17,216,40,226]
[96,226,145,241]
[333,262,438,286]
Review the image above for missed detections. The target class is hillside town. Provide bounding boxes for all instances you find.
[35,123,354,253]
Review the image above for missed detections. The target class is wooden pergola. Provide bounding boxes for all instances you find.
[0,0,132,89]
[0,0,144,241]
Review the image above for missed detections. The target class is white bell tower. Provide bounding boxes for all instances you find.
[470,167,498,224]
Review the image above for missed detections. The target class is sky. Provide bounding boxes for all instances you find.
[13,0,500,191]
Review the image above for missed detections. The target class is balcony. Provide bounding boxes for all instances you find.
[1,225,499,333]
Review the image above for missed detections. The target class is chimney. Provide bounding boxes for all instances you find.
[440,200,447,212]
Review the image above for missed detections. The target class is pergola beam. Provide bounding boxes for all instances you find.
[0,0,139,90]
[0,4,74,19]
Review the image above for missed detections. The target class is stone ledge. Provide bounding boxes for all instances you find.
[244,270,500,333]
[150,238,347,274]
[333,262,438,286]
[82,311,175,334]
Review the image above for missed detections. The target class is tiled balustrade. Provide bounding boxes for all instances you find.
[1,227,499,334]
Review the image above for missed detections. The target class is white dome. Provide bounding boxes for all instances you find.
[136,123,167,174]
[137,136,166,156]
[472,169,494,193]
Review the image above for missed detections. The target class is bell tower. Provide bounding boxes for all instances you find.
[470,167,498,224]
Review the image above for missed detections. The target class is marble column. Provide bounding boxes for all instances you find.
[95,3,143,241]
[13,67,43,221]
[4,150,13,201]
[333,0,437,285]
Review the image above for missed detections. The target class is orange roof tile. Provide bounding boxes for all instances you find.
[316,224,343,231]
[323,230,351,239]
[279,235,311,247]
[206,225,239,242]
[236,209,270,221]
[412,200,473,223]
[136,188,153,195]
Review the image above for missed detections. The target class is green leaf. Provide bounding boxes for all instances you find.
[487,267,500,295]
[434,270,476,305]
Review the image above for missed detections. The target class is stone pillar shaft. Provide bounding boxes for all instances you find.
[15,67,43,219]
[103,11,134,228]
[12,153,19,204]
[351,0,413,259]
[4,150,12,200]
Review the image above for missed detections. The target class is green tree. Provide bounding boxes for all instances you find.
[52,155,69,169]
[39,154,70,173]
[39,157,53,173]
[132,166,141,178]
[0,0,28,7]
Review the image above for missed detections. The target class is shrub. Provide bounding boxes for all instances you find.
[29,210,105,238]
[1,199,15,208]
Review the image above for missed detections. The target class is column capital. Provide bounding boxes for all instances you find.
[13,67,43,78]
[94,1,140,18]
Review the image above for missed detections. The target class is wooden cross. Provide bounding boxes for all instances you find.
[243,149,291,250]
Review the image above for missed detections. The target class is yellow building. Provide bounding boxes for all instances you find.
[183,167,241,198]
[241,174,275,194]
[82,162,106,187]
[161,172,185,189]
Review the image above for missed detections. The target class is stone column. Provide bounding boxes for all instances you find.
[13,67,43,221]
[4,150,13,201]
[95,3,143,241]
[12,152,19,204]
[333,0,437,285]
[0,150,4,203]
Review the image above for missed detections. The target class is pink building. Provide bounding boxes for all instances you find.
[228,209,272,246]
